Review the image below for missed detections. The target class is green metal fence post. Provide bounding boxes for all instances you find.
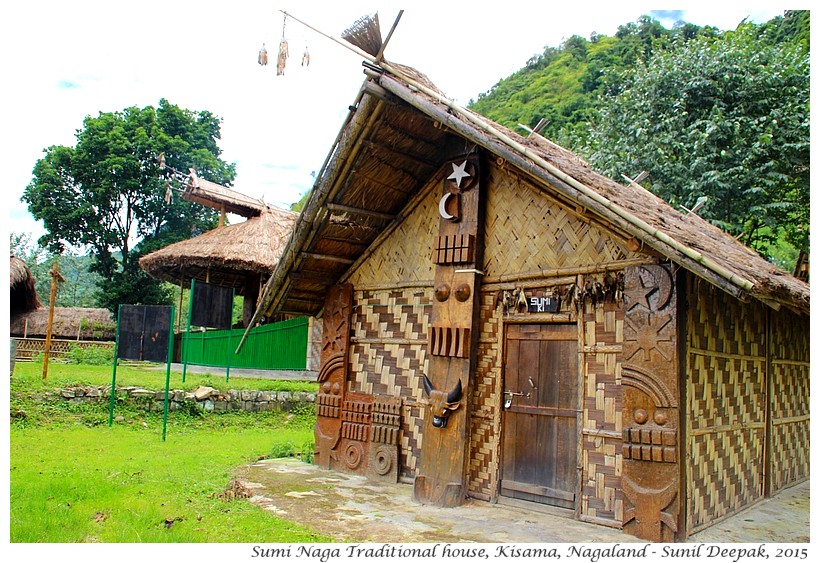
[182,279,195,383]
[161,305,176,442]
[108,305,123,427]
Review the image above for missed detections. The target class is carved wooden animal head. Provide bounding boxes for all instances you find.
[422,375,462,429]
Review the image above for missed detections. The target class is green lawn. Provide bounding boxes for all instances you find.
[12,361,319,393]
[9,363,329,543]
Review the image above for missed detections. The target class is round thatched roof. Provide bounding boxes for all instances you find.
[10,256,41,316]
[138,205,297,293]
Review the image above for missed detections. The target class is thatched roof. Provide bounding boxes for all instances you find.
[10,307,115,340]
[248,62,809,324]
[181,173,267,217]
[10,256,41,316]
[139,204,297,293]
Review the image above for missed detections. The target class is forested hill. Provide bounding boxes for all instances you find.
[468,11,808,145]
[467,10,810,269]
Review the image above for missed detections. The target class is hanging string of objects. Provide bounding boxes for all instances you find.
[259,12,310,75]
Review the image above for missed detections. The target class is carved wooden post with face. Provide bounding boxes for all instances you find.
[414,153,484,507]
[314,283,353,470]
[622,265,681,541]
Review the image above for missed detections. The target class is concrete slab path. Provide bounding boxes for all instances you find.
[237,458,809,544]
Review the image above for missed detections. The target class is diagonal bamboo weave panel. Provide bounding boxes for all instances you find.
[483,164,631,278]
[350,288,432,478]
[686,281,766,532]
[580,299,624,524]
[346,188,439,288]
[769,308,810,492]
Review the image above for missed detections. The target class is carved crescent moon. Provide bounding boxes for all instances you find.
[439,192,456,221]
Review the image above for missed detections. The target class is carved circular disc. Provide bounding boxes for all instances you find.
[654,409,669,426]
[331,382,341,395]
[454,283,471,302]
[322,382,331,394]
[344,442,364,469]
[434,284,451,302]
[633,408,648,424]
[373,445,392,476]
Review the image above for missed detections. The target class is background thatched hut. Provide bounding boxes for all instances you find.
[10,307,115,340]
[10,256,41,316]
[139,204,297,326]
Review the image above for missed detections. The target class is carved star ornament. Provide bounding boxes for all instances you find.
[447,160,475,191]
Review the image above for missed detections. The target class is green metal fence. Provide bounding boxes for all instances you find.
[180,317,308,370]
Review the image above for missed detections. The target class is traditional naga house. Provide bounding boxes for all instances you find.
[139,169,298,327]
[246,58,810,541]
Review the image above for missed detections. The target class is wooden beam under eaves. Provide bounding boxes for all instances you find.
[326,203,395,222]
[300,252,355,265]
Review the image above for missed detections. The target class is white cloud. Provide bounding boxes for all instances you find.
[3,0,796,245]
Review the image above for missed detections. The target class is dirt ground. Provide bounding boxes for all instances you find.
[237,458,810,544]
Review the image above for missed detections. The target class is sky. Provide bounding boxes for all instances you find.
[3,1,801,248]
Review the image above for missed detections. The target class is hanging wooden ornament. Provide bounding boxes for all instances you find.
[277,14,289,75]
[301,45,310,67]
[258,43,268,66]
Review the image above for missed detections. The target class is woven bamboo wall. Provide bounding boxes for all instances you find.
[482,164,631,277]
[686,279,767,533]
[466,290,504,500]
[768,307,810,492]
[349,287,432,479]
[580,299,624,525]
[345,185,439,288]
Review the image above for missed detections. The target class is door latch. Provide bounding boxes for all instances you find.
[504,390,525,409]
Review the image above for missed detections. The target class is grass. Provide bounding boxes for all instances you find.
[12,361,319,393]
[9,362,328,543]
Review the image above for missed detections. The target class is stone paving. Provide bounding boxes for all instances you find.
[237,458,809,544]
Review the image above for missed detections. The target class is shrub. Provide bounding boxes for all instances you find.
[65,344,114,366]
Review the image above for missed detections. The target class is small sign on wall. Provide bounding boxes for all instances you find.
[528,296,559,313]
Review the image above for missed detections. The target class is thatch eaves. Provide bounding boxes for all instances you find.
[247,62,809,326]
[139,204,297,292]
[10,256,41,316]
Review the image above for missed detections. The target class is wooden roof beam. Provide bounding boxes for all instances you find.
[300,252,356,265]
[326,203,395,222]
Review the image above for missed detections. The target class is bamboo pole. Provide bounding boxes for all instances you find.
[42,262,64,380]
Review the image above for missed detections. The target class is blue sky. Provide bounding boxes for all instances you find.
[3,1,796,247]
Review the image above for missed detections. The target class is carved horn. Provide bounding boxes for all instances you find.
[422,374,435,397]
[447,379,463,403]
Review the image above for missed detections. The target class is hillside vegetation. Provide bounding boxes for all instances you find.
[469,11,809,268]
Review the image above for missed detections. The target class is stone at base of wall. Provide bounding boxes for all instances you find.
[46,385,316,413]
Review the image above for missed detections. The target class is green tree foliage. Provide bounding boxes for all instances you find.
[586,22,809,260]
[22,100,236,313]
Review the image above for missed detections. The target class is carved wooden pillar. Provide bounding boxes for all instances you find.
[414,153,484,507]
[314,283,353,469]
[622,264,680,541]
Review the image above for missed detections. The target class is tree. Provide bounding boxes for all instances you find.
[584,24,809,264]
[22,99,236,313]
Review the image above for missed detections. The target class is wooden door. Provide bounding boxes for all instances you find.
[501,323,579,509]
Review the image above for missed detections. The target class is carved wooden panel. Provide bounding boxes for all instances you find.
[414,152,485,507]
[622,265,680,542]
[314,283,353,469]
[368,395,402,482]
[429,326,471,358]
[432,234,475,264]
